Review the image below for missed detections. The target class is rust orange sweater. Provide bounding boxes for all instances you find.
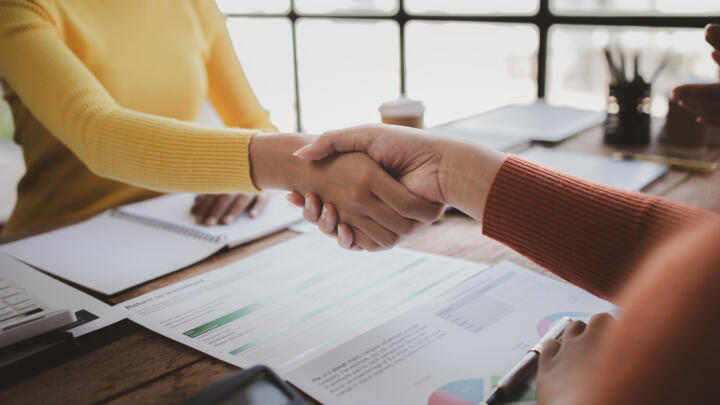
[483,156,720,404]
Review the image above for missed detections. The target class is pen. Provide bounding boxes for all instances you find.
[611,152,718,175]
[603,48,618,85]
[619,51,627,83]
[483,317,573,405]
[633,53,642,83]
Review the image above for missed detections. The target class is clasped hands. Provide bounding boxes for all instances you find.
[287,124,505,251]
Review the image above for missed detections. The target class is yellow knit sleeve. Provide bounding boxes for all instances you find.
[197,0,279,133]
[0,0,260,193]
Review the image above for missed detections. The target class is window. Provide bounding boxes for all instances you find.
[405,22,538,125]
[551,0,720,16]
[547,26,716,116]
[220,0,716,132]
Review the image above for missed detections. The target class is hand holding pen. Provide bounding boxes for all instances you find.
[484,313,616,405]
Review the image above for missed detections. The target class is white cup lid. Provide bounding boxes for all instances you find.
[379,97,425,117]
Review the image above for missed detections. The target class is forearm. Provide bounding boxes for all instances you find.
[481,156,713,299]
[250,133,316,190]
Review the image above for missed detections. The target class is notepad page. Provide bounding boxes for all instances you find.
[0,212,225,295]
[120,190,303,248]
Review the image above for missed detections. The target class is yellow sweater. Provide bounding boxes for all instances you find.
[0,0,277,234]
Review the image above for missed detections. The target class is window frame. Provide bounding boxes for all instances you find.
[225,0,718,131]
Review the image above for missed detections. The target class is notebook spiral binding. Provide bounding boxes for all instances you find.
[109,210,226,245]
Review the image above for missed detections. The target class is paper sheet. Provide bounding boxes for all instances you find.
[287,261,618,405]
[518,146,668,192]
[119,234,484,374]
[120,190,303,248]
[0,253,123,337]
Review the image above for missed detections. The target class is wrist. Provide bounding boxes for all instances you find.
[438,139,506,221]
[249,133,316,191]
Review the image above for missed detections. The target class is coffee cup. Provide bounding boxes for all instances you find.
[379,97,425,129]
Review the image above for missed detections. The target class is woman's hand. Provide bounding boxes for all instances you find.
[250,133,444,251]
[536,314,616,405]
[673,24,720,126]
[289,124,506,248]
[191,192,270,226]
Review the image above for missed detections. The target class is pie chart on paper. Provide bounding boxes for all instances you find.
[427,379,484,405]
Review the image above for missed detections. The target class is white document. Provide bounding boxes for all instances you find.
[0,190,303,295]
[518,147,668,192]
[119,234,484,375]
[0,253,123,337]
[439,100,606,143]
[120,190,303,248]
[287,261,619,405]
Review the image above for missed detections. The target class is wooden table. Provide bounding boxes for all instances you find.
[2,125,719,405]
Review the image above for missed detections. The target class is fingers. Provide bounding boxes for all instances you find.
[706,24,720,51]
[192,195,215,223]
[364,197,425,240]
[678,99,720,116]
[247,193,270,218]
[370,172,445,223]
[337,224,355,249]
[293,124,382,161]
[222,194,255,224]
[350,216,402,251]
[286,191,305,207]
[538,339,561,370]
[673,83,720,101]
[318,203,339,236]
[347,225,388,252]
[563,320,587,339]
[302,193,323,224]
[675,97,720,127]
[586,313,615,333]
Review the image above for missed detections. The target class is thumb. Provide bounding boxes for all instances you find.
[292,125,380,160]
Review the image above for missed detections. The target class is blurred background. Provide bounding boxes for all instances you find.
[1,0,719,221]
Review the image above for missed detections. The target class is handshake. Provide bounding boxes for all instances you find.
[278,124,505,251]
[192,23,720,250]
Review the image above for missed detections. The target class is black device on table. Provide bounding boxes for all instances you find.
[184,365,307,405]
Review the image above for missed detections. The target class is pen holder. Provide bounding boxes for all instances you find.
[604,82,651,146]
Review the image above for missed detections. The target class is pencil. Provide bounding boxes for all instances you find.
[611,152,718,174]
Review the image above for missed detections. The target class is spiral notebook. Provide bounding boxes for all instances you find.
[0,191,303,295]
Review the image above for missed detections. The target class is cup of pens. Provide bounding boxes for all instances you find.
[603,49,666,146]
